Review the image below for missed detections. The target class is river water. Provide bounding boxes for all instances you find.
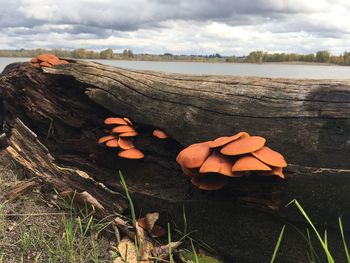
[1,57,350,79]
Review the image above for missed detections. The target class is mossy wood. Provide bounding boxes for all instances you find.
[0,61,349,263]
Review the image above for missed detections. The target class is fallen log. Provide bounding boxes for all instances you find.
[0,61,349,262]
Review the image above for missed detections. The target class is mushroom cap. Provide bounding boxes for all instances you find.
[220,136,266,156]
[119,131,139,137]
[118,148,144,159]
[191,175,228,191]
[55,59,69,65]
[176,142,211,169]
[105,139,119,148]
[118,137,134,150]
[30,58,39,63]
[40,61,52,67]
[32,63,41,68]
[232,155,272,172]
[98,135,116,144]
[112,125,135,133]
[252,146,287,168]
[123,117,133,126]
[199,151,234,176]
[181,166,200,177]
[152,129,168,139]
[209,132,249,148]
[260,167,285,179]
[37,54,59,65]
[104,117,128,125]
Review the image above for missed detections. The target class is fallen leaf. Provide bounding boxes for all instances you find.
[114,237,138,263]
[60,190,105,217]
[7,221,17,232]
[151,241,182,260]
[145,212,159,232]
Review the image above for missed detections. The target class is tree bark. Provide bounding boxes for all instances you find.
[0,61,349,262]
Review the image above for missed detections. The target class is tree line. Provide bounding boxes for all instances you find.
[1,48,350,65]
[244,50,350,65]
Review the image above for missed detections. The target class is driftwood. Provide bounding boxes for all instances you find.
[0,61,349,262]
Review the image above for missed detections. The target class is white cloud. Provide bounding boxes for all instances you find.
[0,0,349,55]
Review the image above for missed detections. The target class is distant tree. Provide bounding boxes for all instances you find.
[99,48,114,59]
[315,50,330,63]
[226,56,237,63]
[343,52,350,65]
[72,48,88,59]
[122,49,134,58]
[245,51,263,63]
[303,54,315,62]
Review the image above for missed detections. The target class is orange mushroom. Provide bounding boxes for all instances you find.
[118,148,144,159]
[32,63,41,68]
[260,167,285,179]
[105,139,119,148]
[106,139,119,148]
[232,155,272,172]
[30,57,39,63]
[153,129,168,139]
[209,132,249,148]
[123,117,133,126]
[112,125,135,133]
[98,135,116,144]
[55,59,69,65]
[252,146,287,168]
[176,142,211,169]
[191,175,228,191]
[37,54,59,65]
[104,117,128,125]
[118,137,134,150]
[220,136,266,156]
[119,131,139,137]
[199,151,234,176]
[181,166,201,177]
[40,61,52,68]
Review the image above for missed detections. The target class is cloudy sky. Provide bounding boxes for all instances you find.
[1,0,350,55]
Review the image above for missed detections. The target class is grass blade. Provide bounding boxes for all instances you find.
[119,171,136,226]
[287,200,334,263]
[270,225,285,263]
[168,223,173,263]
[339,217,350,263]
[191,239,200,263]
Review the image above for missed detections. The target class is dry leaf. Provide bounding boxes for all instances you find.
[7,221,17,232]
[113,217,135,240]
[151,241,182,260]
[114,237,138,263]
[60,190,105,217]
[137,212,166,238]
[141,239,154,262]
[144,212,159,232]
[150,225,167,238]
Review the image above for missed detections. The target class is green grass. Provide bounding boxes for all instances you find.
[270,225,285,263]
[285,199,350,263]
[339,217,350,262]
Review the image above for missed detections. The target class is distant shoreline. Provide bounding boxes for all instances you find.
[0,56,341,67]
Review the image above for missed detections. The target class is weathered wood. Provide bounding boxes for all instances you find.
[0,61,349,262]
[44,60,350,169]
[0,118,126,216]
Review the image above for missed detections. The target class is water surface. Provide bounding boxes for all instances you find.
[2,57,350,79]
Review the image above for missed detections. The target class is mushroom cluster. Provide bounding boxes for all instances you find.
[152,129,168,139]
[176,132,287,190]
[30,54,69,69]
[98,117,144,159]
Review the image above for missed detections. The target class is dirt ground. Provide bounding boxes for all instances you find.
[0,162,114,263]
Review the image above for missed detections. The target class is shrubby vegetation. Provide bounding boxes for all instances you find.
[1,48,350,65]
[245,50,350,65]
